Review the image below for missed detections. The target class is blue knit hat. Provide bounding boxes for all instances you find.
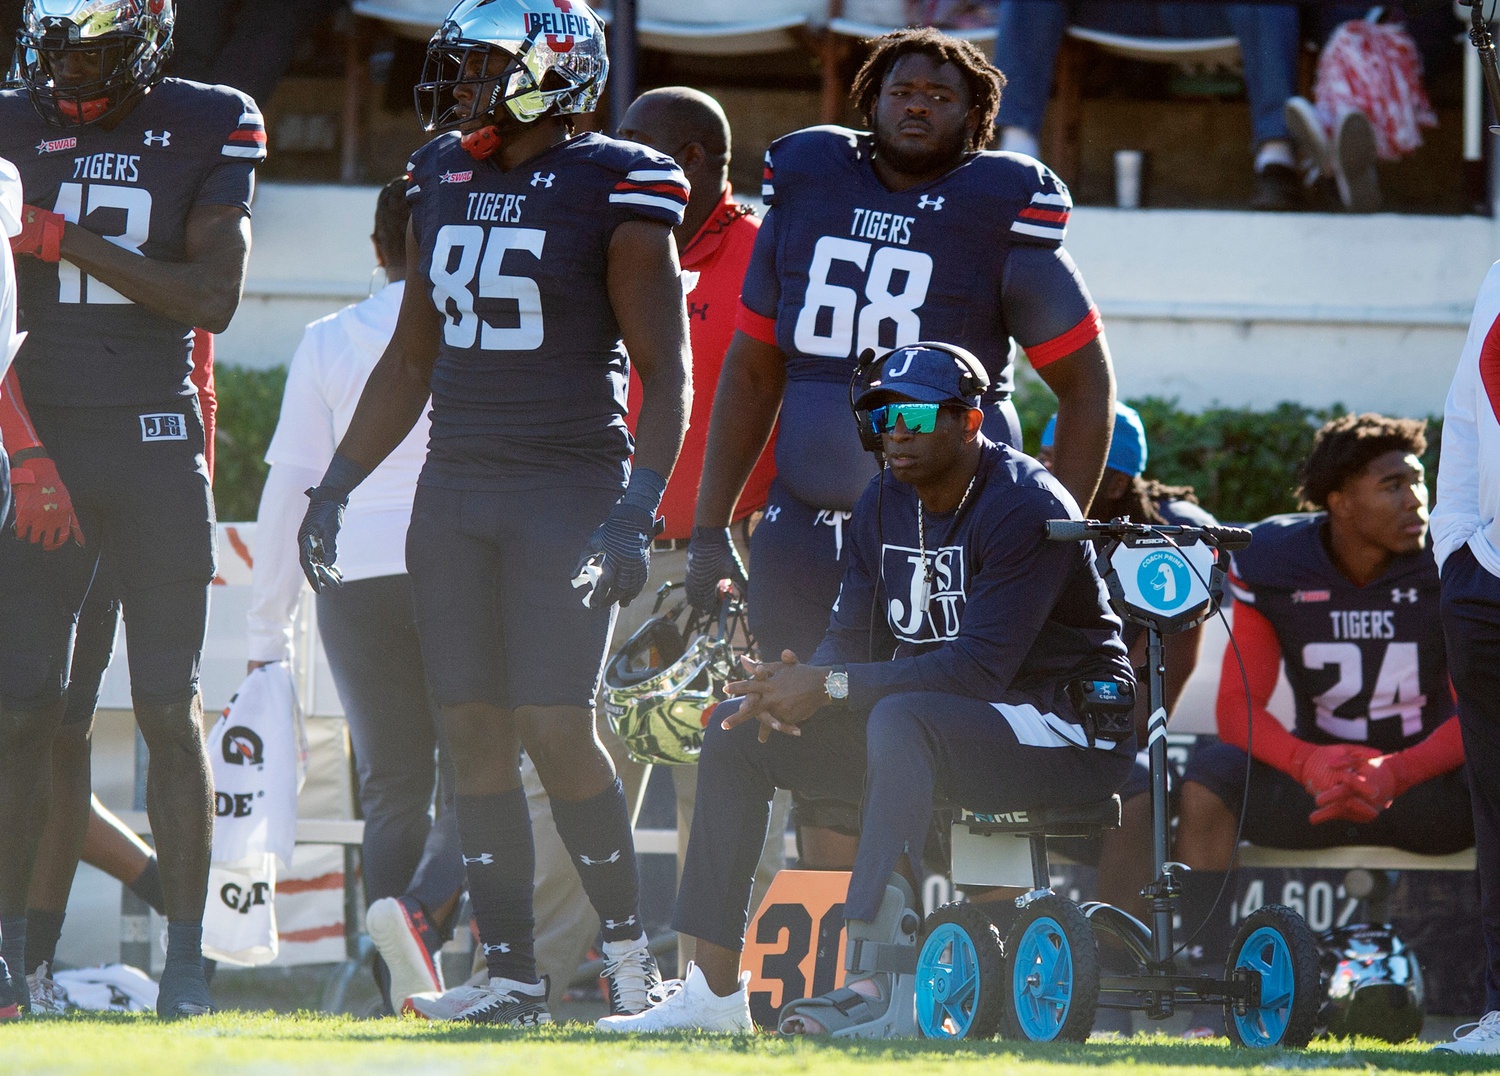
[1040,402,1148,476]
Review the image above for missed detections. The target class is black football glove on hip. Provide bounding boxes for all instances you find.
[298,453,369,593]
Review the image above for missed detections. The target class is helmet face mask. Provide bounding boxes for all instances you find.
[15,0,175,128]
[1317,924,1425,1042]
[414,0,607,133]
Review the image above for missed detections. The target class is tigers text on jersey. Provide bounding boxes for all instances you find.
[808,439,1132,737]
[0,80,263,407]
[405,132,687,493]
[1229,513,1452,751]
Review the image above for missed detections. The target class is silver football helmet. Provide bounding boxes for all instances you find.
[603,595,741,767]
[414,0,608,132]
[14,0,175,128]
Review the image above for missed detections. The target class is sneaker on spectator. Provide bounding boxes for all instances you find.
[26,961,70,1015]
[1435,1011,1500,1054]
[1250,163,1300,212]
[595,962,753,1034]
[1283,96,1331,183]
[408,976,550,1027]
[601,936,661,1017]
[367,897,444,1012]
[1333,109,1380,213]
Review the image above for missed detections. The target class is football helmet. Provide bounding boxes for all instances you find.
[1316,923,1425,1042]
[603,600,738,767]
[414,0,607,134]
[13,0,175,128]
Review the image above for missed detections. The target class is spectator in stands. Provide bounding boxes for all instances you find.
[247,177,466,1014]
[992,1,1305,210]
[1284,8,1436,213]
[173,0,333,109]
[1176,415,1469,936]
[1039,403,1215,925]
[1431,259,1500,1054]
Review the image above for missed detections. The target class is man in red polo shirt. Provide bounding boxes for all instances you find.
[621,87,776,566]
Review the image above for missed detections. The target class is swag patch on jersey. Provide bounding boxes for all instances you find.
[884,543,965,643]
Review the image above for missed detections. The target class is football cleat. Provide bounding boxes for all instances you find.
[1435,1011,1500,1055]
[367,896,444,1013]
[26,961,70,1015]
[408,976,550,1027]
[600,936,660,1017]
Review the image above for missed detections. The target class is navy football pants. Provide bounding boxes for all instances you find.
[672,690,1132,952]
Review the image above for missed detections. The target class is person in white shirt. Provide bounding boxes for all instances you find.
[247,177,462,1013]
[1431,259,1500,1055]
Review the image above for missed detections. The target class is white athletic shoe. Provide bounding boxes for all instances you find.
[27,961,71,1015]
[595,961,754,1034]
[1435,1010,1500,1054]
[407,976,550,1027]
[366,897,444,1012]
[600,936,661,1016]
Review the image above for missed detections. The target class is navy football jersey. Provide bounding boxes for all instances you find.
[0,80,263,407]
[810,439,1132,745]
[740,126,1098,509]
[405,132,687,492]
[1229,513,1452,752]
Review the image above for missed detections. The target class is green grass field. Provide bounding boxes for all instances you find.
[7,1015,1500,1075]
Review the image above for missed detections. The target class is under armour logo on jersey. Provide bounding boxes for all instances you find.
[604,916,637,931]
[764,505,781,523]
[143,130,171,147]
[483,942,512,955]
[463,853,495,866]
[531,171,556,188]
[917,195,944,211]
[578,850,621,866]
[1391,588,1420,603]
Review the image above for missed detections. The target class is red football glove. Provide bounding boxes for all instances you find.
[10,204,65,263]
[1342,752,1414,812]
[11,457,84,551]
[1289,742,1382,799]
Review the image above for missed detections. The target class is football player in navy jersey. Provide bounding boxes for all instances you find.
[684,28,1116,868]
[0,0,261,1019]
[295,0,690,1027]
[600,343,1133,1035]
[1177,415,1470,876]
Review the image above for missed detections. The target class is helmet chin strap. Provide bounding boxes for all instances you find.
[461,124,503,160]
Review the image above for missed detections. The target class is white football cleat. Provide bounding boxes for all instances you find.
[407,976,550,1027]
[600,936,661,1016]
[366,896,444,1012]
[26,961,71,1015]
[595,961,753,1034]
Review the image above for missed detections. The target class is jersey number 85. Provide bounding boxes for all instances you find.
[430,223,546,351]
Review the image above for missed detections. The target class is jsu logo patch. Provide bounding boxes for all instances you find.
[884,543,966,642]
[140,413,186,441]
[222,725,265,766]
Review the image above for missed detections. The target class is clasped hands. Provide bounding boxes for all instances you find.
[1297,743,1409,826]
[721,650,833,744]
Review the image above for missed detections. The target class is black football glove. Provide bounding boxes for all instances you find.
[684,525,747,614]
[297,453,369,593]
[573,468,668,610]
